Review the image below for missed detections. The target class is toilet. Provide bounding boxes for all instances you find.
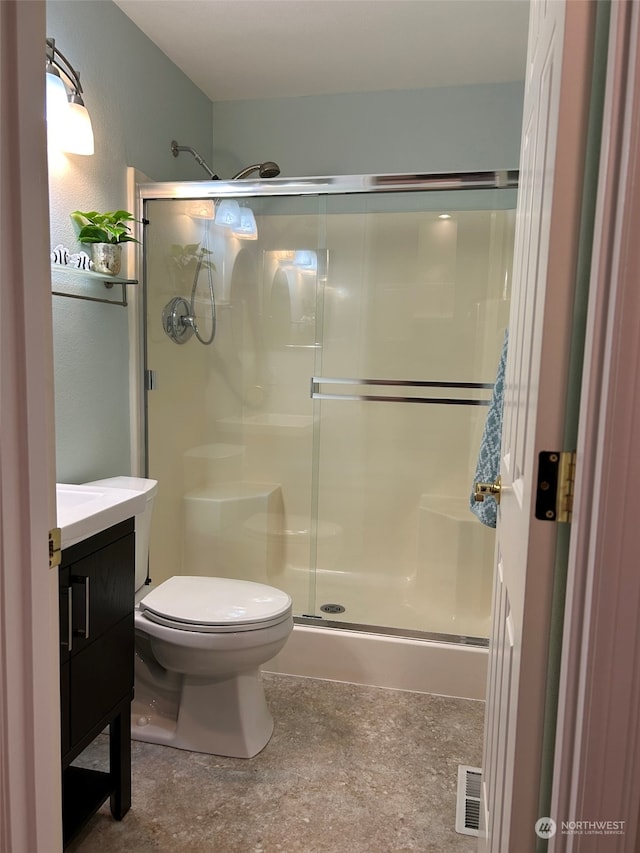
[85,476,293,758]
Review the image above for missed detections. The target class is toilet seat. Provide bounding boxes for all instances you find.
[139,576,292,633]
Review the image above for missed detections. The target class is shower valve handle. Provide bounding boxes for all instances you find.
[162,296,195,345]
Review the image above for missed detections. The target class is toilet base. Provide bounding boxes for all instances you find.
[131,669,274,758]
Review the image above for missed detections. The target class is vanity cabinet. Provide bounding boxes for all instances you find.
[59,518,135,847]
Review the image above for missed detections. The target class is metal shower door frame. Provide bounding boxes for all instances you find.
[136,170,519,640]
[138,170,518,202]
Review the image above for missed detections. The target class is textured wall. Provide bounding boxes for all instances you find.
[48,0,524,486]
[47,0,213,482]
[212,81,524,179]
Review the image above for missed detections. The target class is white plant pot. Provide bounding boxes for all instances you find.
[90,243,122,276]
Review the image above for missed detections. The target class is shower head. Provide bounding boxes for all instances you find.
[171,140,219,180]
[232,161,281,180]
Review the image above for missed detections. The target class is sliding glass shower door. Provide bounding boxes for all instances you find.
[309,192,514,637]
[142,176,516,641]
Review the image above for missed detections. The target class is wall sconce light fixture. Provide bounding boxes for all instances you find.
[46,37,94,155]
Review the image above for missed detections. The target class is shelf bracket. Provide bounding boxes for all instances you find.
[52,281,128,307]
[51,264,138,307]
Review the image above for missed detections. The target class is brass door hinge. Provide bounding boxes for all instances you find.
[49,527,61,569]
[535,451,577,523]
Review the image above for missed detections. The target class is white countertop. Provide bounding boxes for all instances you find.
[56,483,145,549]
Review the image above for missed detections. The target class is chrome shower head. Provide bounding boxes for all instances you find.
[232,161,281,180]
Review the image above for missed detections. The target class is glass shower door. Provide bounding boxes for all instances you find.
[308,190,515,638]
[142,183,515,641]
[143,195,324,618]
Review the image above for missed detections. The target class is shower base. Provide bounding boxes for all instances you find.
[264,561,490,700]
[264,623,488,701]
[277,563,492,640]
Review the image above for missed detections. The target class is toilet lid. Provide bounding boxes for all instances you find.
[139,576,292,632]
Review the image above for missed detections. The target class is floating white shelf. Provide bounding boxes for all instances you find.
[51,263,138,307]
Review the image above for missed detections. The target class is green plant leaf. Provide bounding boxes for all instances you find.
[72,209,101,221]
[76,224,110,243]
[70,208,140,244]
[111,210,135,222]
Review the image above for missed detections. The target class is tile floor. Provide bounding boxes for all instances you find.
[67,673,484,853]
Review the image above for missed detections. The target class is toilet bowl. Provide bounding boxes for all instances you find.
[84,476,293,758]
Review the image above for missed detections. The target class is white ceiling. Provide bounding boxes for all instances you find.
[113,0,530,102]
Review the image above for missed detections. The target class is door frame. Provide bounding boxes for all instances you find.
[3,0,640,850]
[0,1,62,851]
[550,1,640,847]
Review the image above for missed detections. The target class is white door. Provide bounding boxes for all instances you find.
[480,1,598,850]
[0,1,62,851]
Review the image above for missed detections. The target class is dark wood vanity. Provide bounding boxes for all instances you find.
[59,518,135,846]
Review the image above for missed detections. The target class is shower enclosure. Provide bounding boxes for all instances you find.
[139,172,516,645]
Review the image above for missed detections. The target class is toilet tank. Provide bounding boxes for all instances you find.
[84,476,158,592]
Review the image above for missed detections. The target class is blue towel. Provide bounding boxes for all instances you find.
[470,329,508,528]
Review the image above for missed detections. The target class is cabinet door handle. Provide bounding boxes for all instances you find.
[62,586,73,652]
[71,575,90,639]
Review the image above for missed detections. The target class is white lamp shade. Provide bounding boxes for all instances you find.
[46,70,69,151]
[236,207,258,239]
[45,70,68,121]
[215,199,242,229]
[294,250,317,269]
[184,200,216,219]
[63,101,95,155]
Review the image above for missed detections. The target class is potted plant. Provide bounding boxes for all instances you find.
[71,209,139,276]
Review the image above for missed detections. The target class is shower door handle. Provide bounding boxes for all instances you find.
[311,377,493,406]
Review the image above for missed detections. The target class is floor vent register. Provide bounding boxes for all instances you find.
[455,765,482,836]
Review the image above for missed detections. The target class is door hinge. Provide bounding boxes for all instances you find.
[535,451,577,523]
[49,527,62,569]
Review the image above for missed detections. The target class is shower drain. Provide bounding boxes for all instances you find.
[320,603,346,614]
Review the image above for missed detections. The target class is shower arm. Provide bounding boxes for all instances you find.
[171,141,281,181]
[171,140,219,180]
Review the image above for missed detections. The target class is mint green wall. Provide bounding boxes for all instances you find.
[212,81,524,178]
[47,0,213,482]
[48,0,523,484]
